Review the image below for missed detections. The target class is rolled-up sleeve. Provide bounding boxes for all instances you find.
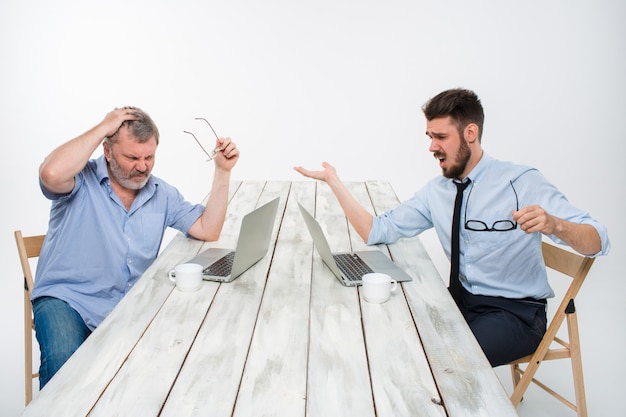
[368,191,434,245]
[514,169,611,257]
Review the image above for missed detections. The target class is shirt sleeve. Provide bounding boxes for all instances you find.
[161,182,205,236]
[512,169,610,257]
[39,172,83,201]
[368,186,434,245]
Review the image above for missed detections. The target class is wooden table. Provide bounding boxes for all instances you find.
[21,180,518,417]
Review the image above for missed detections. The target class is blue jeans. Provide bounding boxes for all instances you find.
[32,296,92,389]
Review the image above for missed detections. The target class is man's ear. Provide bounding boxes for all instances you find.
[103,142,111,162]
[464,123,480,144]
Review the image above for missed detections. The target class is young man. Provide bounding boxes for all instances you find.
[32,107,240,387]
[294,88,610,366]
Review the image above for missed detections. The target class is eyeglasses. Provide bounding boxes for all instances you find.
[184,118,221,161]
[464,180,519,232]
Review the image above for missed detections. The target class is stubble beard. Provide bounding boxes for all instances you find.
[441,135,471,179]
[108,152,151,191]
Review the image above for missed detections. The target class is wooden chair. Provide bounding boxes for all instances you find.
[15,230,46,406]
[509,241,595,417]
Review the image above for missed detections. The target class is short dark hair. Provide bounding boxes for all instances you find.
[106,107,160,145]
[422,88,484,141]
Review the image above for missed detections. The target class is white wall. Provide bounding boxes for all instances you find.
[1,1,623,415]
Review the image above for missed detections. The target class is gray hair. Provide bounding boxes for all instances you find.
[105,107,160,145]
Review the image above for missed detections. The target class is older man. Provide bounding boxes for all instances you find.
[32,107,239,387]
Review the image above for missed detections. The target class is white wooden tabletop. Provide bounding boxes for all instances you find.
[21,180,518,417]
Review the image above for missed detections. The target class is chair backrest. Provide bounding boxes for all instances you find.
[542,241,594,325]
[15,230,46,406]
[509,241,595,416]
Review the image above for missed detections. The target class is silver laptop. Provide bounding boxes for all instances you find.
[298,203,413,286]
[186,197,280,282]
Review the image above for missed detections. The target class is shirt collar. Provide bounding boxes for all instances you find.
[463,151,493,184]
[95,154,109,182]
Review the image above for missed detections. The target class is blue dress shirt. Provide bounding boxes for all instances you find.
[368,153,610,300]
[32,155,205,330]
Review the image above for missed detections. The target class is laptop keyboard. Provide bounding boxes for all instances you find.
[203,251,235,277]
[333,253,373,281]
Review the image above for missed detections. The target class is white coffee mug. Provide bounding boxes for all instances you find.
[362,272,397,303]
[169,263,203,292]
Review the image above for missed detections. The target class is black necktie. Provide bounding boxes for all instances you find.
[449,179,471,303]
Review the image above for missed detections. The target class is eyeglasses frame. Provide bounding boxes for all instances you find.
[183,117,221,161]
[464,180,519,232]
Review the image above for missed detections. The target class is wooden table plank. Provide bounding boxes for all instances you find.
[159,182,291,417]
[305,183,376,417]
[232,181,315,417]
[364,180,518,417]
[346,182,446,417]
[88,282,220,417]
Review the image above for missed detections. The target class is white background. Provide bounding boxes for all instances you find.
[1,1,624,416]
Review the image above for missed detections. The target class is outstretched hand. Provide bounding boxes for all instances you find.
[293,161,338,183]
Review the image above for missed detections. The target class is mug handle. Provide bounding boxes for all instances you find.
[390,279,398,292]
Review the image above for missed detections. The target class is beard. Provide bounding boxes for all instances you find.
[439,134,471,179]
[108,152,151,190]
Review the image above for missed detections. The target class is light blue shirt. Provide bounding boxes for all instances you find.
[368,153,610,300]
[32,155,205,330]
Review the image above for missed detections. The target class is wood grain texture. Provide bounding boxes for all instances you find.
[160,182,291,417]
[232,181,314,417]
[305,182,375,417]
[20,180,517,417]
[347,182,446,417]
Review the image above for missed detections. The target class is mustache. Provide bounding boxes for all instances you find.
[130,170,148,177]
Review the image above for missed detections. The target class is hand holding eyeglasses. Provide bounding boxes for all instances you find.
[512,204,557,235]
[184,117,239,163]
